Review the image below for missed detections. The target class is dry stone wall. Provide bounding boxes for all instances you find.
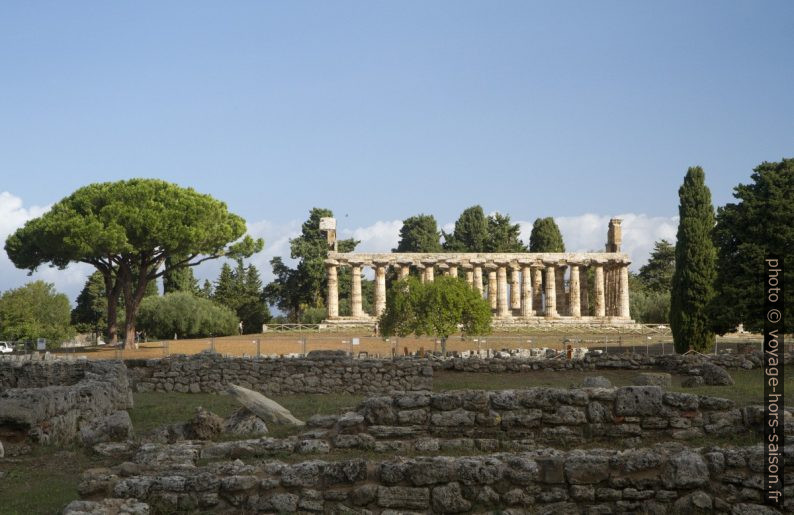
[127,353,433,395]
[73,443,793,513]
[0,358,133,445]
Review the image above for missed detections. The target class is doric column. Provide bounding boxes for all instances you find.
[580,266,590,316]
[496,263,509,318]
[464,265,474,287]
[520,264,532,318]
[397,260,411,280]
[423,261,435,283]
[555,266,567,316]
[374,262,387,317]
[619,264,631,318]
[472,262,484,298]
[417,264,426,283]
[569,264,581,318]
[544,264,557,317]
[438,263,450,277]
[486,264,498,310]
[532,266,543,315]
[594,263,605,318]
[325,260,339,319]
[447,261,458,278]
[351,263,363,318]
[510,265,521,311]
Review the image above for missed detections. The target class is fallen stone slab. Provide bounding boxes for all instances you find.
[226,384,305,427]
[633,372,672,389]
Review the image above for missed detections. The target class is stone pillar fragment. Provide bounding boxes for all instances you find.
[520,265,532,318]
[464,267,474,287]
[496,264,509,318]
[423,262,435,283]
[448,262,459,278]
[594,264,605,318]
[532,267,543,315]
[510,266,521,311]
[569,265,581,318]
[544,264,557,318]
[398,264,410,280]
[619,264,631,319]
[326,262,339,319]
[351,264,363,318]
[374,263,387,317]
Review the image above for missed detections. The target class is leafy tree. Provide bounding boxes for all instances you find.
[5,179,261,347]
[670,167,717,353]
[137,291,238,339]
[197,279,214,299]
[163,255,199,294]
[379,276,491,355]
[214,260,271,332]
[264,208,358,320]
[394,214,442,252]
[72,271,111,335]
[528,217,565,252]
[0,281,74,346]
[443,205,489,252]
[629,273,670,324]
[485,212,526,252]
[711,158,794,334]
[638,239,676,292]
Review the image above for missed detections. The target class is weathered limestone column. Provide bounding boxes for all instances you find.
[472,261,485,298]
[486,264,498,310]
[594,264,606,318]
[438,263,450,277]
[569,264,581,318]
[555,266,567,316]
[520,264,532,318]
[423,261,435,283]
[580,266,590,316]
[532,266,543,314]
[351,263,363,318]
[496,263,510,318]
[417,264,426,283]
[448,261,459,278]
[398,262,411,280]
[374,262,387,317]
[325,260,339,319]
[544,264,557,317]
[510,265,521,311]
[619,264,631,318]
[464,265,474,287]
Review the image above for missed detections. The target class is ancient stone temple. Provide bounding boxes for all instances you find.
[322,218,635,327]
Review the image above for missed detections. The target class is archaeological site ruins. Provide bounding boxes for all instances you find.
[323,218,635,327]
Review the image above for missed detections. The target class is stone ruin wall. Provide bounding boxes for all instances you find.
[0,356,133,445]
[74,444,794,514]
[126,353,434,395]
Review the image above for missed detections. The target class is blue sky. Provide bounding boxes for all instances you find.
[1,1,792,301]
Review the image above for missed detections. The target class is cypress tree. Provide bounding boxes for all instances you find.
[670,167,717,353]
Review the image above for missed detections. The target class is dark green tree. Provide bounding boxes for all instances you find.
[379,276,491,355]
[394,214,442,252]
[443,205,489,252]
[4,179,261,347]
[0,281,74,346]
[485,212,526,252]
[638,239,676,292]
[711,158,794,334]
[213,260,271,332]
[197,279,214,299]
[137,291,238,339]
[163,255,199,294]
[528,217,565,252]
[670,167,717,353]
[72,271,111,336]
[264,208,358,320]
[629,273,671,324]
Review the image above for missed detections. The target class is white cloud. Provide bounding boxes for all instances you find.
[0,192,92,302]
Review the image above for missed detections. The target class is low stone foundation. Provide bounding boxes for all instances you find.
[126,353,433,395]
[0,358,133,445]
[73,443,794,513]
